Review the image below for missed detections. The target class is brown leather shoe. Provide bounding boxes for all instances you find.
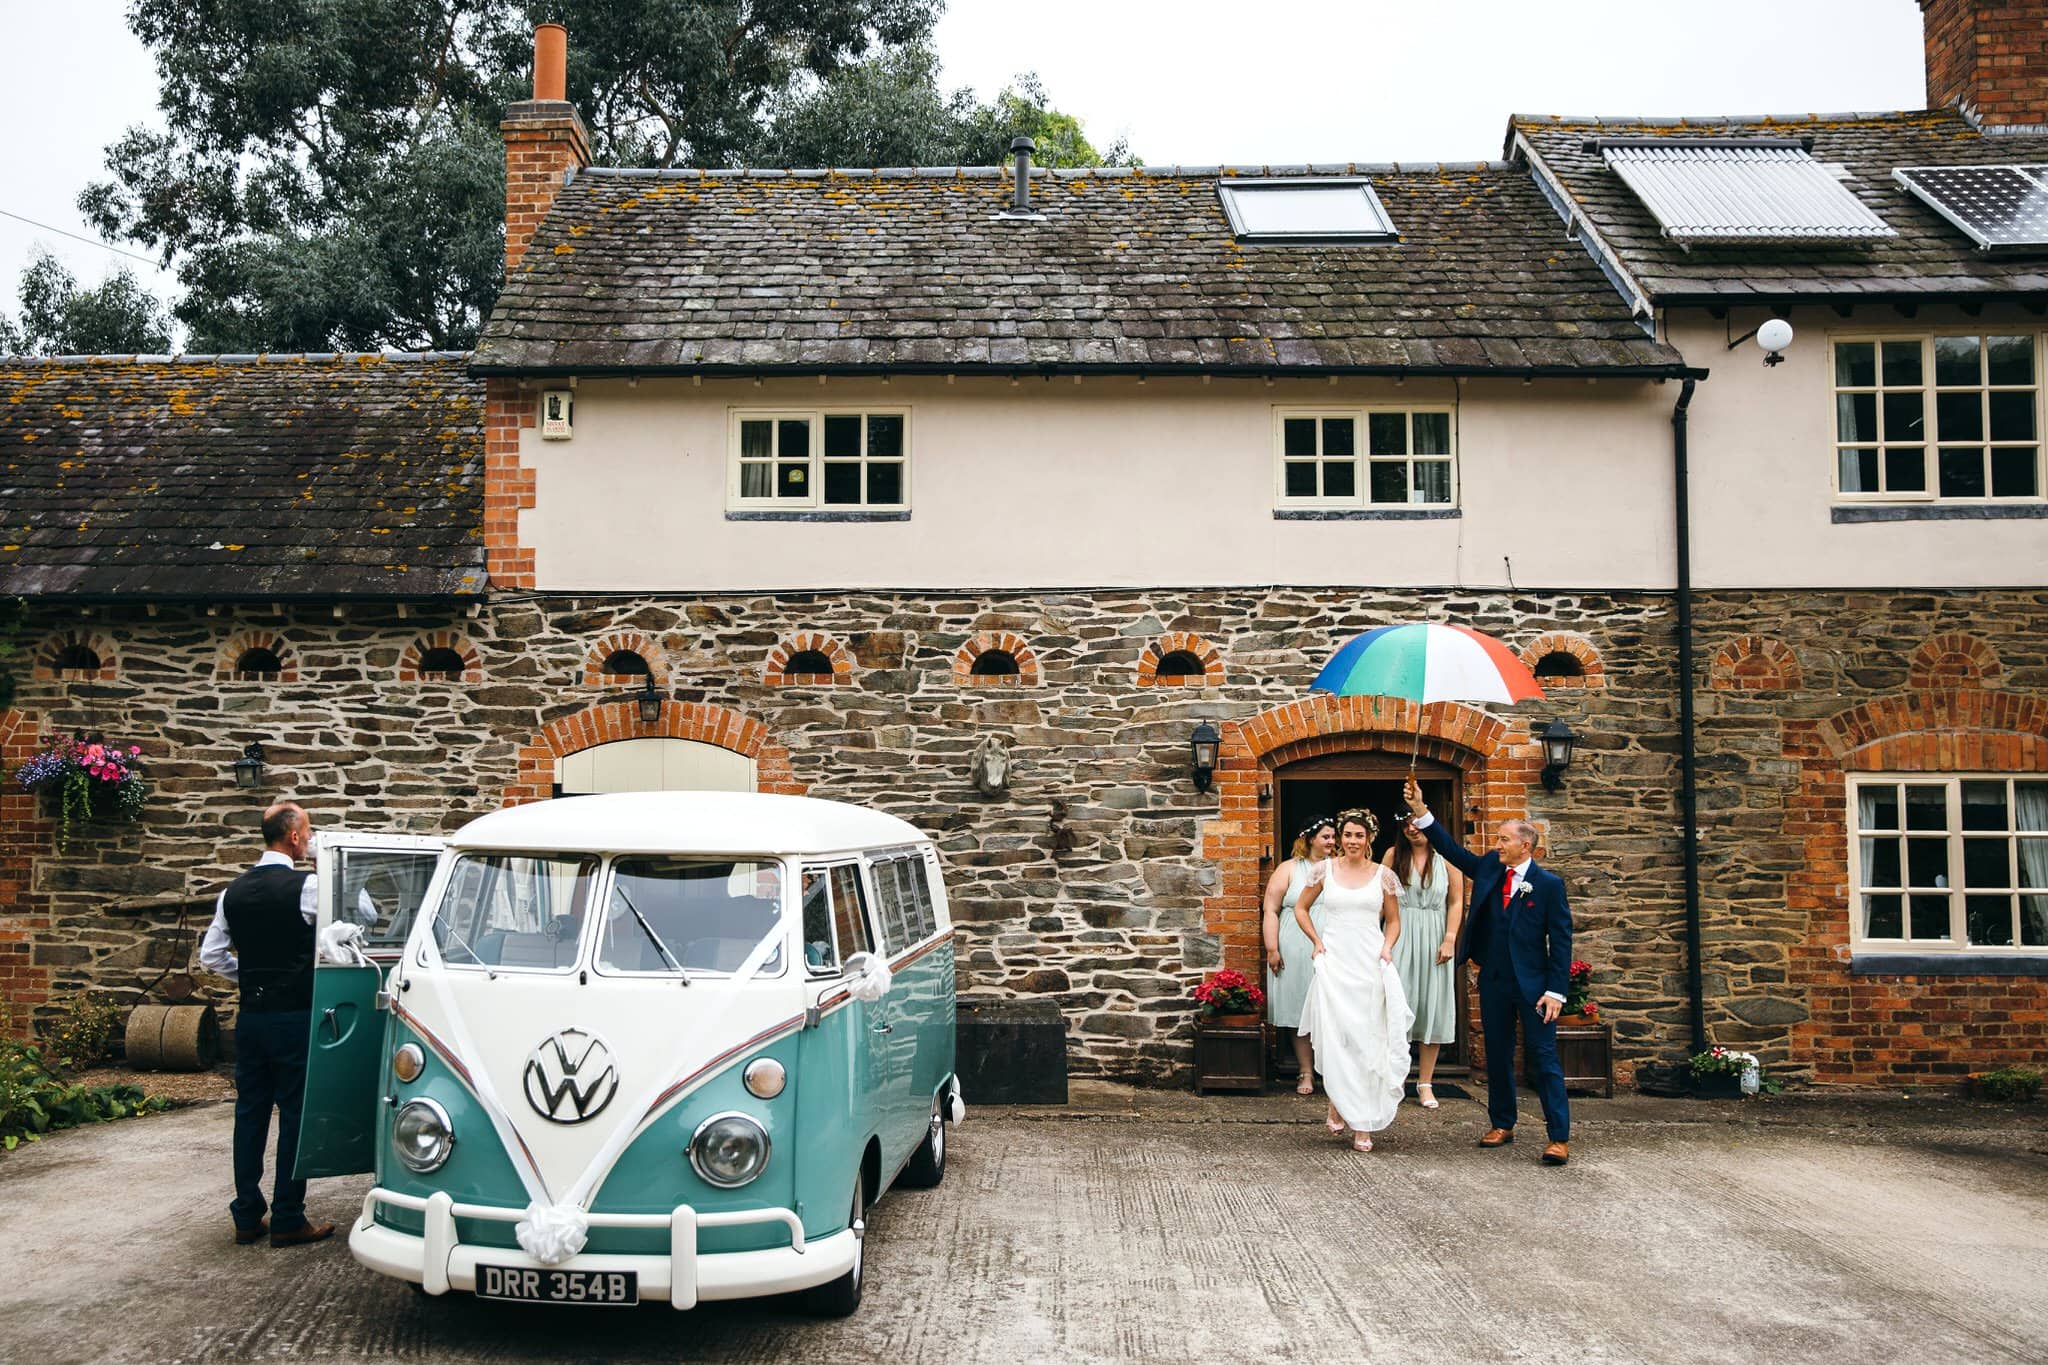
[233,1219,268,1246]
[269,1220,336,1248]
[1478,1128,1514,1147]
[1542,1142,1570,1166]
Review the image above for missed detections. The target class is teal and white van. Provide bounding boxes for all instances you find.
[296,792,960,1314]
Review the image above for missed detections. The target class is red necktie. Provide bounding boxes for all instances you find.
[1502,874,1514,911]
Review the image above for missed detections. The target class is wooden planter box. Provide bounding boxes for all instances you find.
[1193,1018,1267,1095]
[1525,1017,1613,1097]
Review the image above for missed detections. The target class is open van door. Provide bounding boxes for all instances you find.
[296,832,444,1179]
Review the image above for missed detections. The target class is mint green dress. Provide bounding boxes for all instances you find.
[1267,859,1324,1030]
[1392,856,1458,1045]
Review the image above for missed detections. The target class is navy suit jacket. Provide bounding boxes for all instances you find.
[1419,817,1572,1008]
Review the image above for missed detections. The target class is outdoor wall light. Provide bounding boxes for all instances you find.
[1538,720,1577,792]
[231,741,266,790]
[635,673,663,725]
[1189,721,1221,793]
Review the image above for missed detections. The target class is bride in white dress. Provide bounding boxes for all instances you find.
[1294,809,1415,1151]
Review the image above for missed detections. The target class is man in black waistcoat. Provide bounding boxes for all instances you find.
[198,801,337,1247]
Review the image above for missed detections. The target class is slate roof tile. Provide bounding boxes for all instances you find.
[476,165,1684,374]
[0,354,484,599]
[1514,109,2048,300]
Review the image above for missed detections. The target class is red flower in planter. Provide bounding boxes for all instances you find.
[1191,969,1265,1016]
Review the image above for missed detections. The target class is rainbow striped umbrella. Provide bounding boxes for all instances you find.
[1311,623,1544,765]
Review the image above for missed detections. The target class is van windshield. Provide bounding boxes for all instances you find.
[597,858,785,978]
[428,853,599,971]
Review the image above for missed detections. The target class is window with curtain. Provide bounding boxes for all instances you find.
[1850,775,2048,952]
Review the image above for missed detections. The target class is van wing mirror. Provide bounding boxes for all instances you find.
[843,950,893,1003]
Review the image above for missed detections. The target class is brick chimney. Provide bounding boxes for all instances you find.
[502,22,590,276]
[1922,0,2048,129]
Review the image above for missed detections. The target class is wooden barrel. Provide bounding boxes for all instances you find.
[123,1003,221,1071]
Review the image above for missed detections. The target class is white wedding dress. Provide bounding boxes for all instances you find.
[1297,860,1415,1133]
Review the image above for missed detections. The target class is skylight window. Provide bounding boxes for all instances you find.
[1599,142,1895,245]
[1217,179,1397,242]
[1893,165,2048,249]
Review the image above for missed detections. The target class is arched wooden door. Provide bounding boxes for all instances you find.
[553,737,757,795]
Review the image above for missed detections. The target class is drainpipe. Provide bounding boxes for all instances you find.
[1672,377,1707,1057]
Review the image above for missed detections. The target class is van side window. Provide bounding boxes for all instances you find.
[870,853,935,945]
[827,863,873,963]
[800,869,837,974]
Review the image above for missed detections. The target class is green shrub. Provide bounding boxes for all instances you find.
[41,993,123,1072]
[1973,1065,2043,1102]
[0,1026,169,1152]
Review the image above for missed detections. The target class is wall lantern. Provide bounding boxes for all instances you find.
[231,741,267,790]
[1538,720,1577,792]
[635,672,664,725]
[1189,721,1221,793]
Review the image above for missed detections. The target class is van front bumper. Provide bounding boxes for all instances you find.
[350,1188,854,1308]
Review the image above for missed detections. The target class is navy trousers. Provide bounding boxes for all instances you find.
[1478,966,1571,1143]
[231,1009,312,1234]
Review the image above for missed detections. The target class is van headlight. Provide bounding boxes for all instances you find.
[393,1099,455,1173]
[689,1112,769,1188]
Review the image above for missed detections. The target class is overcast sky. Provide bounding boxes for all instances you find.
[2,0,1930,332]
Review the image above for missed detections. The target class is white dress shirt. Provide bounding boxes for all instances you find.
[1411,812,1565,1004]
[198,850,375,983]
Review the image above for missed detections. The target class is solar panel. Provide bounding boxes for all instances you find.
[1893,164,2048,249]
[1600,143,1895,245]
[1217,180,1397,242]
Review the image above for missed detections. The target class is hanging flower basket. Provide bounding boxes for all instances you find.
[14,734,148,852]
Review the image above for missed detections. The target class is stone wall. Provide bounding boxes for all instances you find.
[4,586,2043,1086]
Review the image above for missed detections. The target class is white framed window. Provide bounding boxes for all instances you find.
[1275,408,1456,509]
[1848,775,2048,954]
[730,409,908,510]
[1831,334,2043,503]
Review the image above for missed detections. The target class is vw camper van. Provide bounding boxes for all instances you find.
[296,792,960,1314]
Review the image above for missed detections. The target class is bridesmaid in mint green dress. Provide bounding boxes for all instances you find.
[1264,818,1337,1094]
[1386,814,1466,1109]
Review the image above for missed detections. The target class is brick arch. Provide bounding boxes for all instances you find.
[33,630,119,681]
[1520,631,1605,689]
[398,631,482,683]
[1709,635,1802,692]
[765,632,853,686]
[582,629,669,686]
[217,630,297,681]
[1199,694,1540,976]
[503,700,805,806]
[0,709,53,1035]
[1781,688,2048,1084]
[1907,632,2001,690]
[1136,632,1225,687]
[952,631,1040,686]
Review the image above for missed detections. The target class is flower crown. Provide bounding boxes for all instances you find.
[1334,807,1380,840]
[1296,817,1336,844]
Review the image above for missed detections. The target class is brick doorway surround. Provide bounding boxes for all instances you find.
[0,709,51,1035]
[502,700,806,806]
[1200,695,1541,975]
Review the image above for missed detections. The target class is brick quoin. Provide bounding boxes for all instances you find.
[484,382,539,588]
[0,710,54,1035]
[503,701,805,806]
[1784,687,2048,1085]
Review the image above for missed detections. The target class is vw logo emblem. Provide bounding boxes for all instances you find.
[522,1028,619,1124]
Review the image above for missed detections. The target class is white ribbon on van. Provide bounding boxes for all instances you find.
[410,919,791,1267]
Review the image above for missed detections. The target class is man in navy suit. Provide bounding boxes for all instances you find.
[1403,777,1573,1165]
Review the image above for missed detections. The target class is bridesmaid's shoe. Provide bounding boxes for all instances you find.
[1417,1083,1440,1110]
[1351,1133,1373,1153]
[1295,1076,1314,1096]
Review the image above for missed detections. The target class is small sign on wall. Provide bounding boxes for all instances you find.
[540,389,574,440]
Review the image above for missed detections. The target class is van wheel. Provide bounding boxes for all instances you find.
[897,1104,946,1188]
[803,1172,864,1317]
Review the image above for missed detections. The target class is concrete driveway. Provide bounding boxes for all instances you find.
[2,1084,2044,1364]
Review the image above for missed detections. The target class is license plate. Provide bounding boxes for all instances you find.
[475,1264,639,1306]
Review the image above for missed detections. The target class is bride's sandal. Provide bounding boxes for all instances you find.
[1417,1083,1440,1110]
[1351,1133,1373,1153]
[1325,1106,1346,1136]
